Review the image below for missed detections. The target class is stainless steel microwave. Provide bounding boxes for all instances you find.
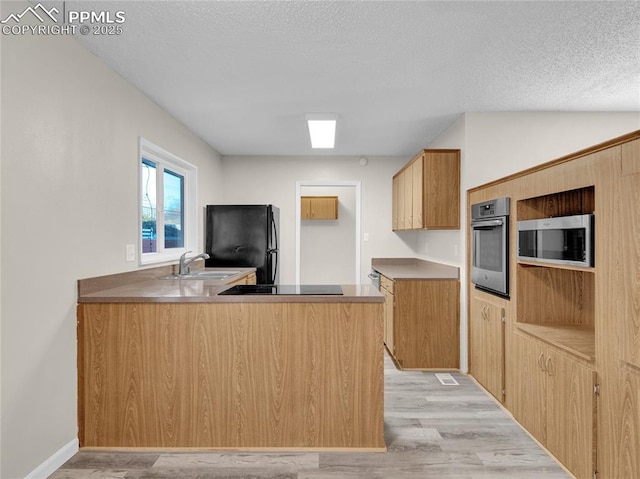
[517,214,594,267]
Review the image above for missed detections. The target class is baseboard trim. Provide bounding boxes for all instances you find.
[25,438,78,479]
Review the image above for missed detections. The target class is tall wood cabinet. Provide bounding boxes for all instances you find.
[469,293,505,403]
[512,332,597,479]
[392,149,460,230]
[468,130,640,479]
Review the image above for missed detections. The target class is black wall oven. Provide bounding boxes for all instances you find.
[471,197,510,297]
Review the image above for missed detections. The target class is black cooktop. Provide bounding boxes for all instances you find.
[218,284,343,296]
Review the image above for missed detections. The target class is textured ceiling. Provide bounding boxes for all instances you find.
[47,1,640,156]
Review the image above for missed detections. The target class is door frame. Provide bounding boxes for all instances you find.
[295,180,362,285]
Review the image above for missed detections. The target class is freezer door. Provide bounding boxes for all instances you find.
[205,205,268,267]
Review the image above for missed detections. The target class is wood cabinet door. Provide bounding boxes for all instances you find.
[512,333,547,444]
[392,175,399,230]
[301,197,312,219]
[382,286,394,355]
[546,351,596,479]
[469,295,487,387]
[397,172,406,230]
[403,166,413,229]
[470,295,505,402]
[484,302,505,402]
[301,196,338,220]
[411,157,423,228]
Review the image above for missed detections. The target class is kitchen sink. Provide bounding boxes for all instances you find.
[160,271,239,280]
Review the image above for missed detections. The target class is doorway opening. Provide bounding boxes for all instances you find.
[295,180,361,285]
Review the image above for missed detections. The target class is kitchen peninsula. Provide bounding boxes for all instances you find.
[77,268,385,451]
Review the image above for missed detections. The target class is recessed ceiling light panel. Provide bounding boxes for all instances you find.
[306,113,337,149]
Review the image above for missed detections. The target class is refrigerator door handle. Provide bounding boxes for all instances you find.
[272,250,278,284]
[271,214,278,250]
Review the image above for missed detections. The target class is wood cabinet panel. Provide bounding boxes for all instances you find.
[392,175,400,230]
[512,332,596,479]
[392,149,460,231]
[381,280,395,355]
[78,302,384,449]
[512,333,547,443]
[412,157,424,228]
[397,173,406,229]
[393,279,459,369]
[546,350,597,479]
[403,163,413,228]
[301,196,338,220]
[617,156,640,370]
[423,151,460,229]
[469,294,505,402]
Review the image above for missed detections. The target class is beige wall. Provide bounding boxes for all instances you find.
[300,185,357,284]
[220,155,415,285]
[0,3,224,477]
[421,112,640,372]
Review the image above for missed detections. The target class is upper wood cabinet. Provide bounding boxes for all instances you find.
[392,149,460,230]
[301,196,339,220]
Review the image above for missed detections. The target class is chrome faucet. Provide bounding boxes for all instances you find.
[178,251,210,275]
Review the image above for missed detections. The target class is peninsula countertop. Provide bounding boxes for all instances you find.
[371,257,459,280]
[78,267,382,304]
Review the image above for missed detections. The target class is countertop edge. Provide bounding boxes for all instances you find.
[371,258,460,280]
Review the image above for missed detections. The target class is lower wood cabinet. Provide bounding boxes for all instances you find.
[226,271,257,286]
[380,278,395,355]
[382,275,459,369]
[469,293,505,402]
[512,332,597,479]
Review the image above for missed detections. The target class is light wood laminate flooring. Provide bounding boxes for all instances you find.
[50,352,569,478]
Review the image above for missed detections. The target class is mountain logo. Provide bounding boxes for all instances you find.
[1,3,59,24]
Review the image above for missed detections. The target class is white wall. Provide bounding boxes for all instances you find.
[220,155,415,284]
[0,3,224,476]
[300,185,357,284]
[421,112,640,372]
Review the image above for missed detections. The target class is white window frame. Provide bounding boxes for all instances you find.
[139,137,198,265]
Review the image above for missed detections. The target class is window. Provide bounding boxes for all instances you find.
[139,138,197,265]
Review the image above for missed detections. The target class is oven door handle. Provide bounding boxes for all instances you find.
[472,218,504,229]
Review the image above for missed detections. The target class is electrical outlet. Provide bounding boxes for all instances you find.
[126,244,136,262]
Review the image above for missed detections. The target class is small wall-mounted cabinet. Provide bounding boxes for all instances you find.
[392,149,460,231]
[301,196,339,220]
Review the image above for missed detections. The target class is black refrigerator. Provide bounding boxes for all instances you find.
[205,205,279,284]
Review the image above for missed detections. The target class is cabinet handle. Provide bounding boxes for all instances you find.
[538,352,546,371]
[546,356,552,376]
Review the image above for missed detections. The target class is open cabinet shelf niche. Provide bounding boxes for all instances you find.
[515,185,595,362]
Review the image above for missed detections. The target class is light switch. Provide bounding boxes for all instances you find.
[363,232,369,242]
[126,244,136,262]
